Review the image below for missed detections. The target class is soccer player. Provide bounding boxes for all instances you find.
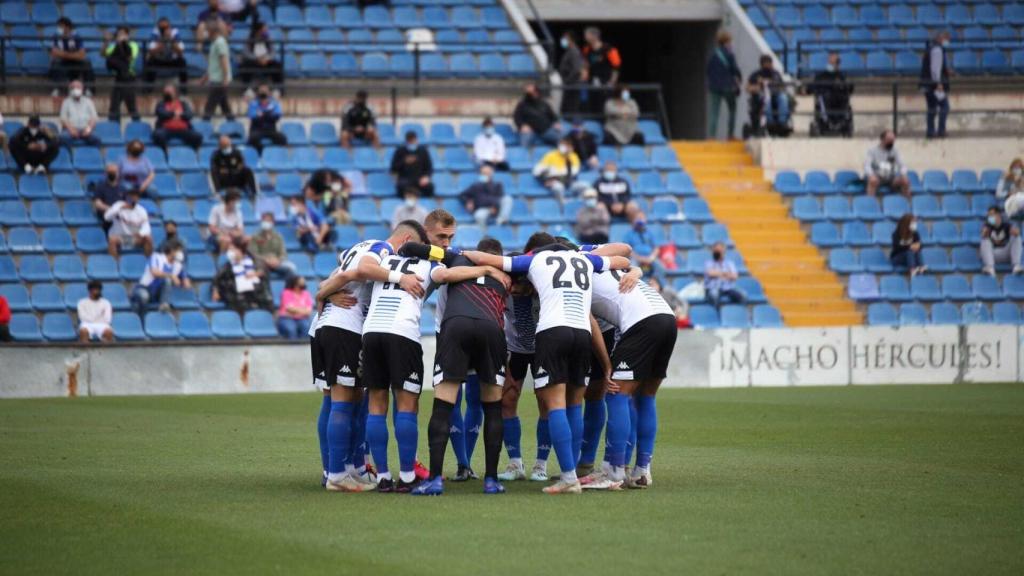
[461,232,631,494]
[411,238,513,495]
[312,220,429,492]
[363,237,508,493]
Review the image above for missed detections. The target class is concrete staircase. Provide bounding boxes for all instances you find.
[671,140,863,327]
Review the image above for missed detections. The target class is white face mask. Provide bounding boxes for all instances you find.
[404,197,417,208]
[909,221,918,232]
[175,251,185,263]
[1012,167,1022,178]
[71,88,83,98]
[330,182,342,192]
[557,144,568,154]
[227,250,241,263]
[288,205,299,216]
[260,220,274,231]
[584,198,598,208]
[621,90,631,101]
[29,128,38,136]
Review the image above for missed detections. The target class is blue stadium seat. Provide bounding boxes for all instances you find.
[0,284,30,311]
[749,305,781,328]
[931,302,960,325]
[73,226,106,253]
[941,274,973,301]
[168,147,199,172]
[992,302,1021,324]
[842,221,873,247]
[8,314,42,341]
[31,284,65,312]
[920,247,954,272]
[30,200,63,227]
[119,254,147,281]
[951,170,983,194]
[19,175,51,199]
[322,148,353,172]
[961,302,991,324]
[719,305,749,329]
[681,198,712,223]
[972,275,1002,301]
[688,305,719,329]
[848,273,879,301]
[811,222,841,247]
[144,311,179,340]
[111,312,145,340]
[922,170,952,194]
[852,196,883,221]
[899,303,928,326]
[169,286,198,310]
[87,254,119,281]
[310,122,338,146]
[823,197,852,220]
[952,246,982,272]
[244,310,278,338]
[879,274,911,301]
[209,310,244,338]
[187,254,216,281]
[0,201,29,226]
[942,195,971,219]
[42,313,77,341]
[19,255,52,281]
[0,255,16,282]
[910,275,942,301]
[867,303,898,326]
[7,227,42,254]
[53,174,85,200]
[53,254,87,282]
[178,311,213,340]
[860,248,892,273]
[829,248,861,273]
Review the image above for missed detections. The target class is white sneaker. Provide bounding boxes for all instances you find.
[352,469,378,488]
[23,164,33,174]
[243,87,255,100]
[542,479,582,494]
[497,460,526,481]
[529,464,548,482]
[626,468,652,489]
[1014,265,1024,275]
[34,165,46,175]
[326,475,375,493]
[580,472,623,491]
[983,267,996,277]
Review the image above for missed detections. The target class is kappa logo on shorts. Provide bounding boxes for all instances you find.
[341,365,352,374]
[433,364,442,374]
[617,362,630,370]
[408,372,420,382]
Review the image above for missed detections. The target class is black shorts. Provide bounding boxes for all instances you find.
[610,314,677,381]
[361,332,425,394]
[507,351,538,382]
[533,326,592,389]
[589,329,617,383]
[434,317,506,387]
[310,326,362,390]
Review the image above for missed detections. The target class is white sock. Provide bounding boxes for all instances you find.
[327,472,347,483]
[344,464,356,476]
[634,465,649,477]
[377,471,392,481]
[355,465,367,476]
[610,466,626,482]
[601,461,612,475]
[399,470,416,483]
[510,457,523,468]
[560,470,578,484]
[534,460,547,471]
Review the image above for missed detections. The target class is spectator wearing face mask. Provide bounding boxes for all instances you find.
[603,85,644,145]
[473,117,508,171]
[593,160,641,222]
[210,134,257,197]
[153,84,204,150]
[77,281,114,343]
[49,17,95,96]
[980,207,1023,276]
[622,212,658,272]
[890,213,926,276]
[103,26,140,122]
[290,197,335,253]
[240,21,284,89]
[558,31,585,115]
[208,188,246,254]
[574,187,610,245]
[60,80,100,147]
[246,85,286,153]
[89,163,125,232]
[212,239,274,315]
[277,275,314,340]
[250,212,297,278]
[532,136,584,205]
[997,158,1024,219]
[864,130,911,199]
[131,243,179,316]
[341,90,381,149]
[459,165,512,227]
[567,117,599,169]
[706,31,742,140]
[514,83,562,148]
[201,20,234,122]
[10,116,59,174]
[582,26,622,116]
[157,221,186,260]
[145,18,188,87]
[920,31,952,139]
[391,188,429,230]
[303,168,351,224]
[117,140,155,196]
[390,131,434,198]
[105,189,153,258]
[704,241,745,309]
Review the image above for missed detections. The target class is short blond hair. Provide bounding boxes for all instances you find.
[717,31,731,45]
[425,209,455,229]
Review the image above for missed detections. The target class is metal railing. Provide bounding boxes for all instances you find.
[793,39,1019,79]
[752,0,790,76]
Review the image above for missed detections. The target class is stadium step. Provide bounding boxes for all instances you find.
[672,140,864,327]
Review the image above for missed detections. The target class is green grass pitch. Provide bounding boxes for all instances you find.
[1,384,1022,575]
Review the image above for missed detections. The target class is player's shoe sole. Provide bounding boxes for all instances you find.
[395,478,421,493]
[542,480,582,494]
[497,463,526,482]
[326,476,376,493]
[377,478,396,493]
[410,477,444,496]
[580,473,624,491]
[626,470,652,489]
[483,478,506,494]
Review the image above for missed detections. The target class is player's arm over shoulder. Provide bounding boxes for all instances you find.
[355,245,395,282]
[584,242,633,258]
[587,253,631,272]
[398,241,461,266]
[316,267,358,301]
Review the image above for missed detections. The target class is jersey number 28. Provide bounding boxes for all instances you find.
[547,256,590,290]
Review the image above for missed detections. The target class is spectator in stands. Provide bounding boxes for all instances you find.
[77,280,114,343]
[706,31,742,140]
[390,131,434,198]
[567,117,599,169]
[603,85,644,145]
[997,158,1023,217]
[341,90,380,149]
[246,85,286,152]
[890,213,925,276]
[202,21,234,122]
[118,140,155,196]
[704,241,744,309]
[558,31,585,115]
[623,213,658,273]
[864,130,911,199]
[920,31,951,139]
[212,239,273,314]
[0,294,10,342]
[219,0,260,22]
[473,117,508,171]
[391,188,429,229]
[208,189,246,253]
[131,243,178,316]
[10,116,59,174]
[459,165,512,228]
[514,83,561,148]
[210,135,257,197]
[103,26,141,123]
[144,18,188,88]
[89,163,125,233]
[153,84,204,150]
[582,27,622,117]
[532,136,583,205]
[158,220,183,254]
[251,212,297,278]
[158,232,190,289]
[240,21,284,90]
[303,169,351,224]
[195,0,228,48]
[593,160,640,221]
[59,80,100,147]
[746,55,789,132]
[49,17,95,97]
[290,197,335,253]
[574,187,610,245]
[105,189,153,258]
[807,52,853,133]
[980,207,1023,276]
[276,276,313,340]
[648,276,690,328]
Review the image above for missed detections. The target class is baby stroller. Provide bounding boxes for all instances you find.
[809,83,854,137]
[743,88,795,138]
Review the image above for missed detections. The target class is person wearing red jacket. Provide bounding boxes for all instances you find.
[0,294,12,342]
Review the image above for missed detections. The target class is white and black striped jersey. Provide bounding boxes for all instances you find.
[502,249,610,334]
[590,269,674,334]
[363,255,442,342]
[315,239,394,334]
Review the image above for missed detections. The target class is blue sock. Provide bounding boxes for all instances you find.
[503,417,522,459]
[317,395,330,472]
[366,414,389,475]
[449,386,469,467]
[625,397,638,467]
[350,394,368,470]
[605,394,630,467]
[463,376,483,462]
[327,401,354,475]
[536,418,551,462]
[635,395,657,469]
[547,408,575,476]
[580,399,606,466]
[567,403,583,466]
[395,411,418,475]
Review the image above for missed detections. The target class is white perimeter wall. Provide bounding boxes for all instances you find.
[1,326,1021,398]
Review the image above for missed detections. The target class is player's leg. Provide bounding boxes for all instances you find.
[580,330,614,475]
[629,378,661,489]
[447,384,471,480]
[325,329,371,492]
[366,387,392,490]
[311,336,331,486]
[463,375,483,462]
[350,389,370,479]
[538,383,581,493]
[497,357,526,481]
[326,383,360,490]
[393,389,422,492]
[566,384,585,469]
[532,394,551,481]
[412,379,459,496]
[479,381,505,494]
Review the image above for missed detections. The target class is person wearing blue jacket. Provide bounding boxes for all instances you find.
[706,31,742,140]
[246,85,287,152]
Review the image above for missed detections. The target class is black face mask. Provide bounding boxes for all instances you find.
[258,93,269,100]
[163,93,173,102]
[159,27,169,35]
[106,172,117,182]
[712,251,724,261]
[883,142,894,150]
